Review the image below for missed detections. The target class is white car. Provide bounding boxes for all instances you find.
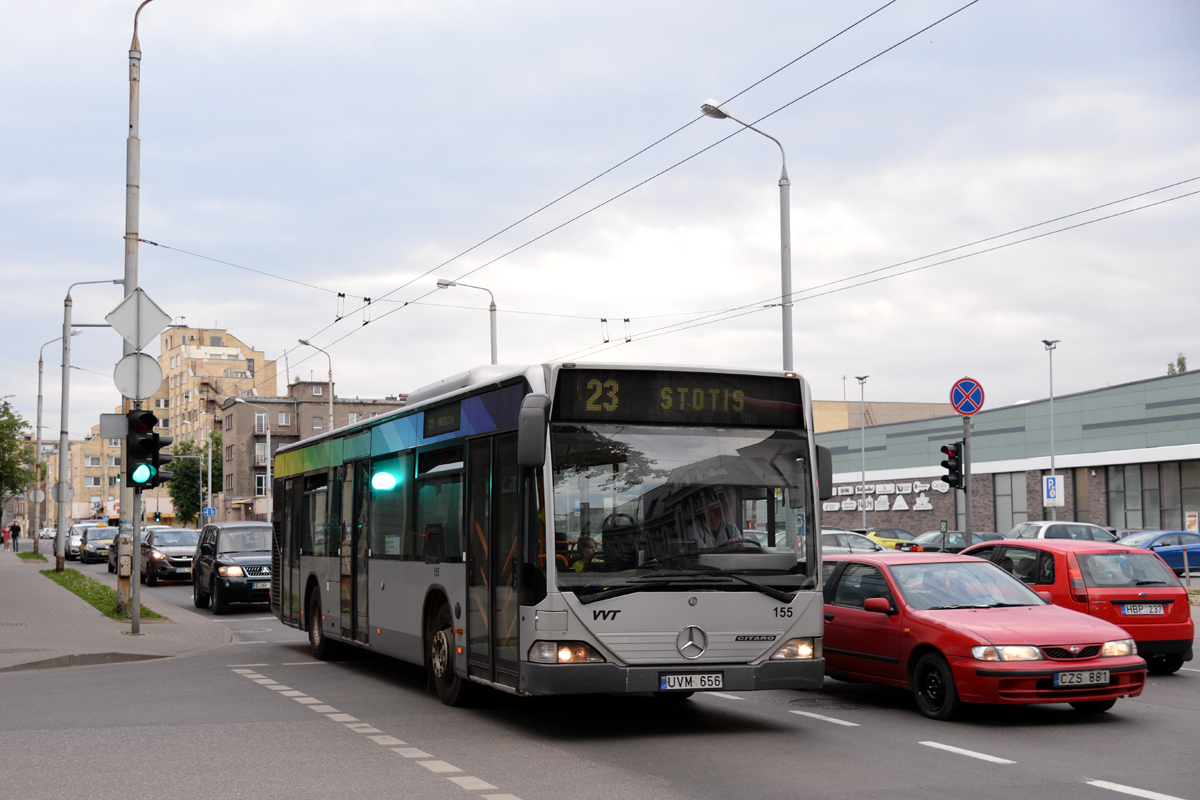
[39,527,56,539]
[1009,521,1118,542]
[820,531,885,554]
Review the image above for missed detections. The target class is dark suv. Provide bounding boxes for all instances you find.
[192,522,273,615]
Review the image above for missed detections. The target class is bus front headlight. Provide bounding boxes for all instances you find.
[528,641,606,664]
[770,638,821,660]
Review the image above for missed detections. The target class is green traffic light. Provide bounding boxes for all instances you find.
[131,463,156,485]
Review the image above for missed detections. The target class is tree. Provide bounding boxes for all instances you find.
[1167,352,1188,375]
[0,401,31,508]
[166,432,222,528]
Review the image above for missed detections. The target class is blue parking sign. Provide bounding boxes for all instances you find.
[1042,475,1064,507]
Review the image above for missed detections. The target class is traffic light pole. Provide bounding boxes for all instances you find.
[130,489,142,635]
[962,416,972,536]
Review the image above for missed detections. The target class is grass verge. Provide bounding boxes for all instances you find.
[17,552,48,562]
[40,568,164,621]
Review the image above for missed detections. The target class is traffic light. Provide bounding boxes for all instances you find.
[153,512,162,523]
[940,441,963,490]
[127,410,158,489]
[125,410,173,490]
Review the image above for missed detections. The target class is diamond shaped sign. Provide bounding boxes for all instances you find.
[105,288,171,352]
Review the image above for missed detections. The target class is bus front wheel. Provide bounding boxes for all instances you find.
[428,604,472,707]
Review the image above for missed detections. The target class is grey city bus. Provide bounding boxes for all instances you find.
[271,362,833,705]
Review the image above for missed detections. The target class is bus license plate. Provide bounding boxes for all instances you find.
[660,673,722,691]
[1053,669,1110,687]
[1122,604,1163,615]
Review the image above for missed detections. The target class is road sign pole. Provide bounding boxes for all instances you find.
[963,415,971,536]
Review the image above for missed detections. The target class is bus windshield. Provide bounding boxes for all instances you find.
[551,424,815,596]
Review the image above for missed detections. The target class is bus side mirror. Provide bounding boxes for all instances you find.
[516,393,552,468]
[816,445,834,501]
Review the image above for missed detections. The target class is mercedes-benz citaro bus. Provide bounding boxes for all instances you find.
[270,363,834,705]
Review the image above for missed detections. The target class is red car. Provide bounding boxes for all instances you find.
[821,552,1147,720]
[961,538,1194,675]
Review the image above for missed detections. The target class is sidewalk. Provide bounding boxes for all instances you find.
[0,545,232,672]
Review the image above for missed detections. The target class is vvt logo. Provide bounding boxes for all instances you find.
[592,609,621,621]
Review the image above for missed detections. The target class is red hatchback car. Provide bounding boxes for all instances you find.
[961,538,1194,675]
[822,552,1147,720]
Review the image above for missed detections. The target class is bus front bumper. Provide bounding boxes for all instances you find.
[518,659,824,696]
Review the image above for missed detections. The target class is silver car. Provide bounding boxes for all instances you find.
[820,531,885,554]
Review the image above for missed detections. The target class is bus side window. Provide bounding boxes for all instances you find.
[415,447,464,563]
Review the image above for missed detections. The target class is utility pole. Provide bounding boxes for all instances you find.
[117,1,154,619]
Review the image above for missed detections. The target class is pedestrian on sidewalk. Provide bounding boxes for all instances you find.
[9,521,20,553]
[2,525,9,551]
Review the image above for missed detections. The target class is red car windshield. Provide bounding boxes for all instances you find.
[1076,552,1180,588]
[889,561,1046,610]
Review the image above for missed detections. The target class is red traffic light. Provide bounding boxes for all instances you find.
[129,409,157,434]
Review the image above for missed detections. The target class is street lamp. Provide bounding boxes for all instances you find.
[297,339,334,433]
[701,99,793,372]
[436,279,498,365]
[856,375,869,529]
[234,398,272,524]
[33,331,81,555]
[1043,339,1060,521]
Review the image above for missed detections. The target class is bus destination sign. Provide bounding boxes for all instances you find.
[553,369,803,428]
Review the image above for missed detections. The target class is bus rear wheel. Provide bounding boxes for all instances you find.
[428,604,472,707]
[308,595,338,660]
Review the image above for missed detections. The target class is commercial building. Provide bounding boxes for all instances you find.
[817,371,1200,535]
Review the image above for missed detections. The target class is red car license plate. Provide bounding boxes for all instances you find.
[1122,604,1163,615]
[1053,669,1110,687]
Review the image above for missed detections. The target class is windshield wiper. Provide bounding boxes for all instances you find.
[668,569,797,603]
[574,571,799,605]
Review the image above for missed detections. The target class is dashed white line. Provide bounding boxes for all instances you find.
[919,741,1014,764]
[293,697,322,705]
[393,747,433,759]
[418,760,462,774]
[267,685,294,691]
[230,666,266,670]
[278,690,306,697]
[481,794,523,800]
[1180,667,1200,673]
[449,777,499,791]
[789,710,860,727]
[327,714,358,722]
[705,691,744,700]
[234,640,267,644]
[369,735,406,746]
[347,723,383,733]
[309,705,339,713]
[281,661,327,666]
[1085,780,1187,800]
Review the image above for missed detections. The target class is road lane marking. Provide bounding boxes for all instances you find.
[230,667,264,671]
[278,690,306,696]
[706,692,744,700]
[293,697,322,704]
[449,777,499,791]
[919,741,1014,764]
[267,685,294,691]
[1181,668,1200,673]
[393,747,433,759]
[234,641,267,644]
[227,663,269,667]
[1086,780,1187,800]
[481,795,523,800]
[309,705,339,712]
[347,723,383,733]
[327,714,358,722]
[418,760,462,774]
[789,710,859,727]
[369,735,406,746]
[281,661,327,666]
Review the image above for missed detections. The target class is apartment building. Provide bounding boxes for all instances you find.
[216,381,405,520]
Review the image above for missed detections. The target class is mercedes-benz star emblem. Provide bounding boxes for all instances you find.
[676,626,708,659]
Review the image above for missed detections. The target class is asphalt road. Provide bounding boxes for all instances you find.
[4,557,1196,800]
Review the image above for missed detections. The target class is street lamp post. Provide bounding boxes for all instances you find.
[234,398,272,524]
[297,339,334,433]
[1043,339,1060,521]
[34,332,80,555]
[701,99,793,372]
[436,279,498,365]
[856,376,869,529]
[55,279,123,571]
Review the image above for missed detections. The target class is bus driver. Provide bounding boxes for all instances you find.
[689,492,748,549]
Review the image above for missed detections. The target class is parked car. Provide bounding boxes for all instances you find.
[821,551,1146,719]
[1117,530,1200,576]
[66,520,107,560]
[861,527,916,549]
[78,525,115,564]
[896,530,1001,553]
[38,527,56,540]
[141,528,201,586]
[1010,521,1118,542]
[192,522,273,615]
[962,538,1194,675]
[821,531,885,554]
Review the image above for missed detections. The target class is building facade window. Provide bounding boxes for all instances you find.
[1109,460,1200,530]
[225,473,233,491]
[255,412,267,434]
[348,412,360,424]
[85,476,101,487]
[278,411,291,426]
[255,472,268,497]
[108,456,121,467]
[226,444,234,461]
[86,456,101,467]
[313,418,323,434]
[109,476,120,486]
[255,442,267,466]
[107,438,121,448]
[993,472,1028,533]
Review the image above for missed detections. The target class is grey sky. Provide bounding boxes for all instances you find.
[2,0,1197,439]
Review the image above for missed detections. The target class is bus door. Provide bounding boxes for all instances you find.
[340,460,370,643]
[466,434,521,688]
